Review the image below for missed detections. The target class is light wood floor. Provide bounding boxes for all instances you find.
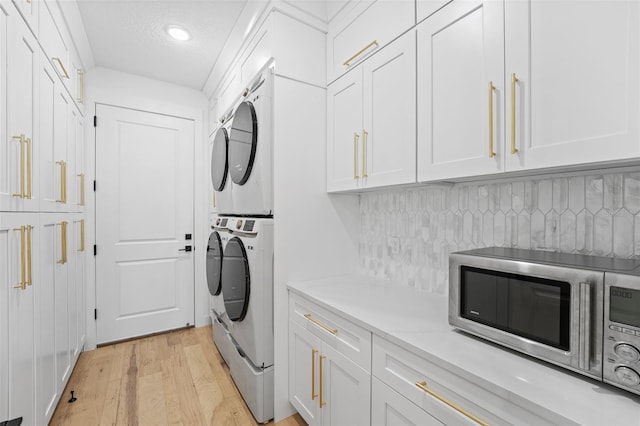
[50,326,305,426]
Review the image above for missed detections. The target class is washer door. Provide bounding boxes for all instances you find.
[222,237,250,321]
[205,231,223,296]
[211,127,229,191]
[228,101,257,185]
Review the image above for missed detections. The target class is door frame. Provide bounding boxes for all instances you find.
[83,70,209,350]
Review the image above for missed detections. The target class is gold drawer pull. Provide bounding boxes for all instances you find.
[53,57,70,79]
[344,40,379,67]
[510,73,519,154]
[488,82,496,158]
[415,381,488,426]
[353,132,360,179]
[311,349,318,400]
[13,226,26,290]
[12,135,26,198]
[362,129,368,178]
[319,355,326,408]
[304,314,338,335]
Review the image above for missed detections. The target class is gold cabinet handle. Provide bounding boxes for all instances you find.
[12,135,25,198]
[56,161,67,203]
[58,222,68,264]
[415,381,488,426]
[26,225,32,286]
[12,226,26,290]
[344,40,378,67]
[510,73,519,154]
[26,138,32,199]
[311,349,318,401]
[78,173,85,206]
[304,314,338,335]
[77,69,85,103]
[53,57,70,79]
[362,129,368,178]
[353,133,360,179]
[319,355,326,408]
[488,82,496,158]
[79,220,85,252]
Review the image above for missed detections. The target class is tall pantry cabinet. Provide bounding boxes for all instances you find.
[0,0,87,424]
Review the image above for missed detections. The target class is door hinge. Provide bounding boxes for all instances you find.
[93,116,97,127]
[93,180,96,192]
[93,245,97,256]
[94,309,97,320]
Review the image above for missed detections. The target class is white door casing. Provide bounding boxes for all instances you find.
[95,104,195,344]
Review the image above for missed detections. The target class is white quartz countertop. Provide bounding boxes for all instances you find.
[288,275,640,425]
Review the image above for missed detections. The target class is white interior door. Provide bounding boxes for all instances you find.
[96,104,195,344]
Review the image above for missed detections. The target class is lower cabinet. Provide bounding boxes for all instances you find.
[288,294,371,426]
[372,377,443,426]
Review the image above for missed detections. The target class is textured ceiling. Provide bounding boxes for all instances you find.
[77,0,248,90]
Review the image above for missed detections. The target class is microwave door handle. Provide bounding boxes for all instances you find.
[579,282,592,371]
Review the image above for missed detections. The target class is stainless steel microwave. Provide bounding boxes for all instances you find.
[449,247,640,396]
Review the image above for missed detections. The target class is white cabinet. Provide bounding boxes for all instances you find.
[10,0,36,35]
[372,377,443,426]
[69,106,84,212]
[418,0,640,182]
[416,0,451,23]
[327,30,416,192]
[289,294,371,426]
[1,213,37,425]
[69,214,85,362]
[2,8,38,211]
[39,0,69,84]
[417,0,504,182]
[504,0,640,171]
[327,0,414,84]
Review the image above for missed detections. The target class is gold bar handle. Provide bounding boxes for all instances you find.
[319,355,326,408]
[12,226,26,290]
[77,69,85,103]
[304,314,338,335]
[53,57,70,79]
[311,349,318,401]
[353,133,360,179]
[79,220,85,252]
[78,173,85,206]
[488,82,496,158]
[58,222,68,264]
[26,138,32,199]
[12,135,25,198]
[26,225,32,286]
[415,381,488,426]
[510,73,519,154]
[56,161,66,203]
[64,162,67,203]
[362,129,368,178]
[343,40,378,67]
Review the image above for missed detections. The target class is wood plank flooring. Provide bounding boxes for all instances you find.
[50,326,306,426]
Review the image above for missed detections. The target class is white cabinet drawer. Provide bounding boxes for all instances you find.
[372,376,443,426]
[373,336,551,425]
[290,293,371,371]
[327,0,414,84]
[39,0,69,83]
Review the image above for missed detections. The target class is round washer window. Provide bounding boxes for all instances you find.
[210,127,229,191]
[205,232,223,296]
[228,101,257,185]
[221,237,250,321]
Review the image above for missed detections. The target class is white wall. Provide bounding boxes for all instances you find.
[272,75,360,421]
[83,67,209,350]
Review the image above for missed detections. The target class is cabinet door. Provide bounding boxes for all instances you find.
[11,0,37,35]
[289,321,322,426]
[1,213,37,425]
[417,0,452,23]
[417,0,504,182]
[2,10,38,211]
[327,70,362,192]
[505,0,640,171]
[69,215,85,362]
[362,30,416,188]
[372,377,443,426]
[70,107,84,212]
[321,343,370,426]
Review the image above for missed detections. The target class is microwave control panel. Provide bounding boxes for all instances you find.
[603,272,640,395]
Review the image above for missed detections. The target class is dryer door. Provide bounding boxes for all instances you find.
[228,101,257,185]
[211,127,229,191]
[222,236,250,321]
[206,231,224,296]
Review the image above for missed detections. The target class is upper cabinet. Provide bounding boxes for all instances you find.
[417,0,504,182]
[504,0,640,172]
[327,0,414,84]
[327,31,416,192]
[11,0,36,35]
[417,0,640,182]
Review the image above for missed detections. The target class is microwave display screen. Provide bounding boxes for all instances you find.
[610,286,640,328]
[460,266,571,351]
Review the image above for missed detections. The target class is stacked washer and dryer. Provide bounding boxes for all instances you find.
[206,63,274,423]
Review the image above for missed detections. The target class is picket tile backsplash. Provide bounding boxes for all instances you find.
[359,171,640,293]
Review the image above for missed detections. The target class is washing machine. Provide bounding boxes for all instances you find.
[228,64,273,216]
[206,214,233,364]
[221,217,274,422]
[210,108,235,215]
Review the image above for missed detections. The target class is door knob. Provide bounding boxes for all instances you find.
[178,246,192,252]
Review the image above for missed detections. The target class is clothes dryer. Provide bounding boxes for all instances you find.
[228,65,273,216]
[210,109,234,215]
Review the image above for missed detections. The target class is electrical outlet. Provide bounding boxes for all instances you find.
[390,236,400,255]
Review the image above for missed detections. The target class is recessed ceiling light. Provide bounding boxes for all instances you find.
[166,25,191,41]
